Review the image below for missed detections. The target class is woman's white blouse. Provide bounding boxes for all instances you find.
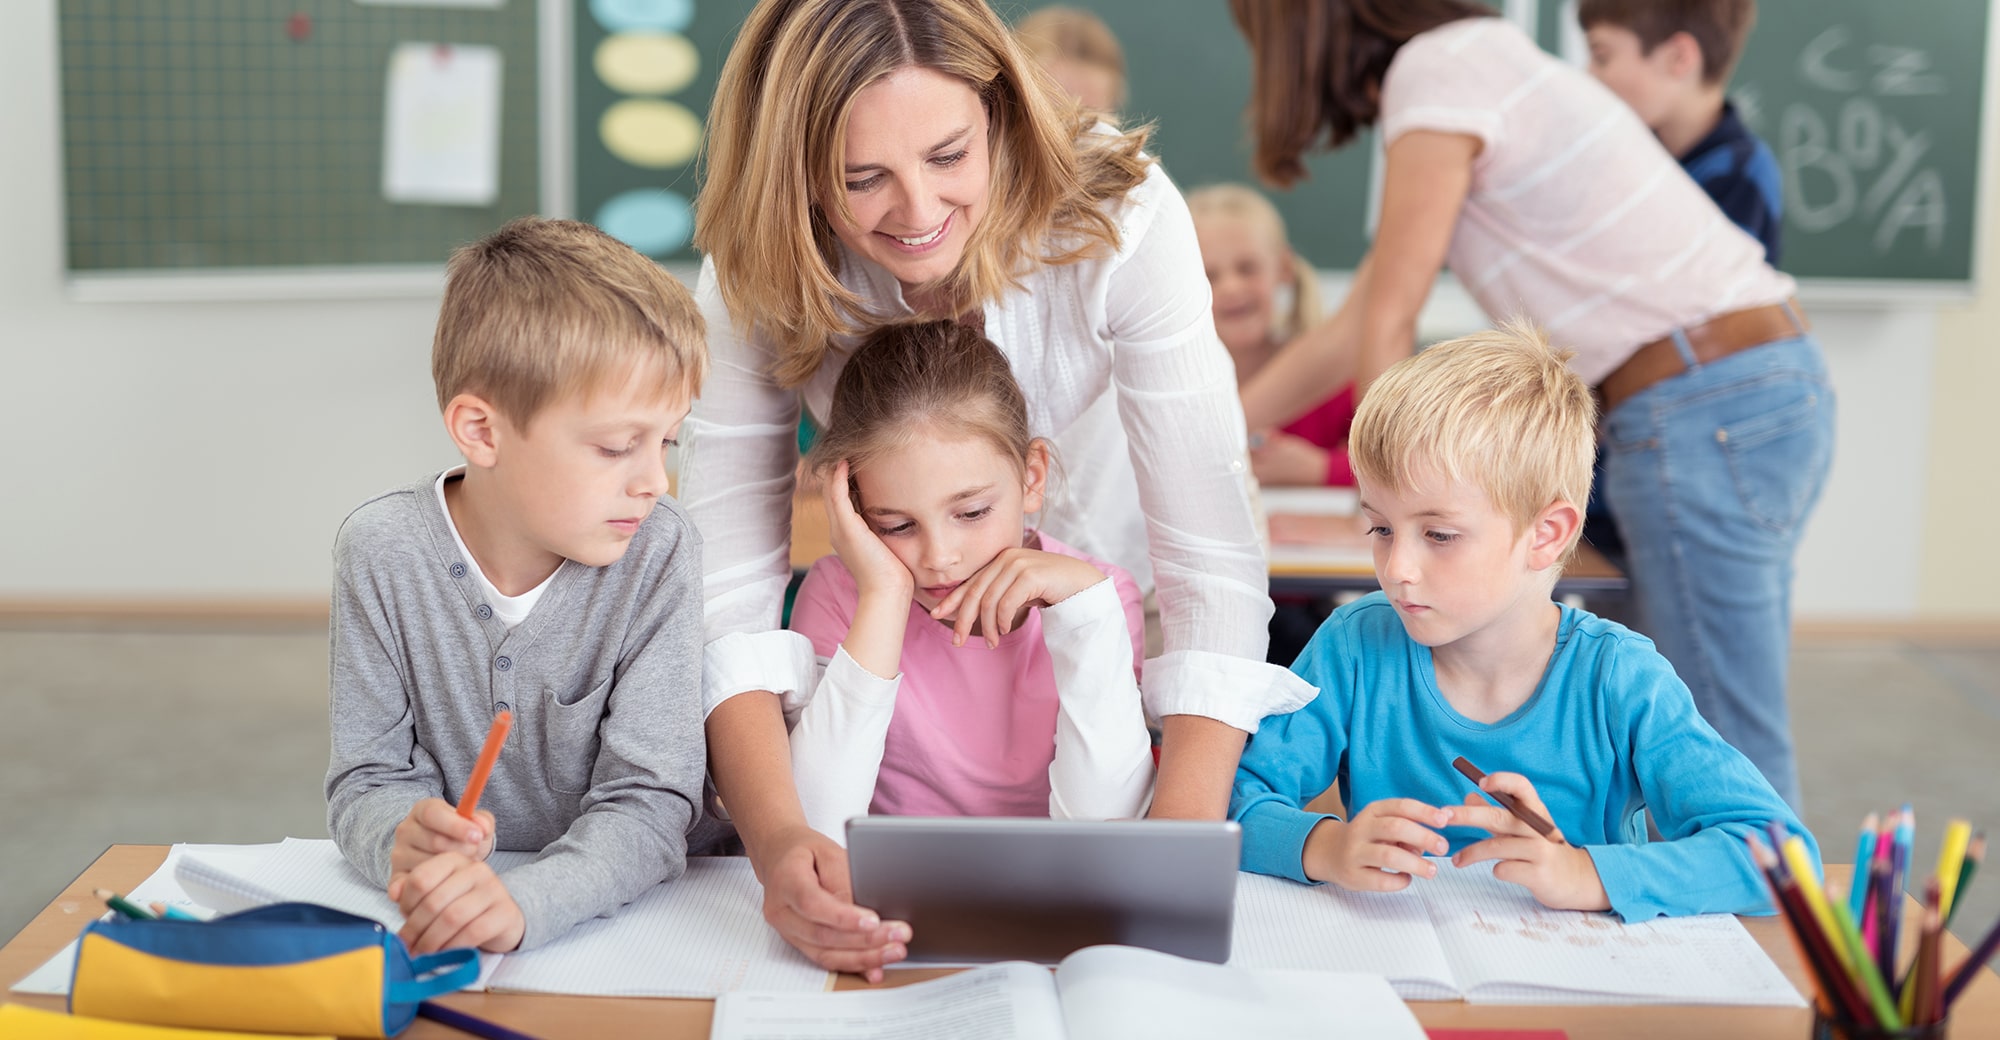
[681,160,1317,732]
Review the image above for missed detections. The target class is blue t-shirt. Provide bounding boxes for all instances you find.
[1682,100,1784,266]
[1230,592,1815,921]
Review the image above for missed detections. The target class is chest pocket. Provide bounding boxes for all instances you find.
[541,676,612,794]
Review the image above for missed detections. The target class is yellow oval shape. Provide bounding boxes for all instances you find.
[594,31,698,95]
[600,99,702,169]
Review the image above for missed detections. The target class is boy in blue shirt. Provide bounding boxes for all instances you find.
[1230,324,1814,920]
[1581,0,1784,264]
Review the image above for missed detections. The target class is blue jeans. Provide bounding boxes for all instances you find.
[1600,334,1835,812]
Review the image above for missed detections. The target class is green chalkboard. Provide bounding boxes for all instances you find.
[1540,0,1989,286]
[58,0,541,273]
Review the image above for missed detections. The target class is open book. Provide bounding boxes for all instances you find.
[712,945,1423,1040]
[1230,860,1804,1006]
[11,838,827,999]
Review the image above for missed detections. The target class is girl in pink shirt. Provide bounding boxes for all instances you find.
[1190,183,1358,489]
[786,320,1156,844]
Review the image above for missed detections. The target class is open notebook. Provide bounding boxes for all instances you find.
[10,838,827,999]
[713,945,1423,1040]
[1230,859,1805,1006]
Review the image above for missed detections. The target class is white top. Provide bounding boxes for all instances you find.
[1378,17,1797,384]
[433,466,552,628]
[682,159,1316,732]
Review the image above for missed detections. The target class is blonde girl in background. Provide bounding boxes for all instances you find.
[1014,5,1127,114]
[788,320,1154,843]
[1189,184,1358,489]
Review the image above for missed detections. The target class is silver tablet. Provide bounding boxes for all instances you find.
[846,816,1242,965]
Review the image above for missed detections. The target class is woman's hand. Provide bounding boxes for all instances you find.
[753,823,910,982]
[929,547,1106,648]
[1301,799,1451,891]
[1250,432,1331,486]
[1447,772,1609,912]
[824,460,913,603]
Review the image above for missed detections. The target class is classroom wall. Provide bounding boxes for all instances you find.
[0,2,1994,621]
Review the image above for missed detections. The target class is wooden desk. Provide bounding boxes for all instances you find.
[789,493,1629,603]
[7,847,1997,1039]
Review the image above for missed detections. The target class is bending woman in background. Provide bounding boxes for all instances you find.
[1230,0,1833,812]
[685,0,1311,981]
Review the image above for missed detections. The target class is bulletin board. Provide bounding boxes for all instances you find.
[56,0,546,292]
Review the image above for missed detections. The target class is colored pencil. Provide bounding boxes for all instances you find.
[95,889,155,921]
[1937,819,1974,922]
[1948,833,1985,931]
[457,709,513,820]
[1911,886,1942,1025]
[1782,836,1846,962]
[1750,836,1870,1023]
[1944,907,2000,1010]
[1884,808,1913,982]
[1449,756,1561,843]
[1900,879,1941,1021]
[148,901,201,922]
[418,1001,545,1040]
[1848,813,1879,921]
[1829,896,1905,1029]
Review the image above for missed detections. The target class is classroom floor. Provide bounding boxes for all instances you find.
[2,622,1997,970]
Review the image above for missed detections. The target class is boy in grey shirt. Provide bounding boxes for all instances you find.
[326,217,726,954]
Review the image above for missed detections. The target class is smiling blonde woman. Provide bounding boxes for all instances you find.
[685,0,1313,983]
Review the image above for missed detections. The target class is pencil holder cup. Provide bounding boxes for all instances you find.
[1810,1010,1948,1040]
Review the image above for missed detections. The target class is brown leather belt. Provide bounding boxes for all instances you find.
[1596,299,1809,416]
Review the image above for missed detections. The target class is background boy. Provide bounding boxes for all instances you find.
[1229,325,1813,919]
[325,217,726,954]
[1581,0,1784,264]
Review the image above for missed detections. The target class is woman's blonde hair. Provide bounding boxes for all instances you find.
[1186,183,1323,341]
[696,0,1153,388]
[806,320,1037,488]
[1349,320,1597,564]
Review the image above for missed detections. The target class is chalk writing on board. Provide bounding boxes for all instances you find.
[1775,26,1947,254]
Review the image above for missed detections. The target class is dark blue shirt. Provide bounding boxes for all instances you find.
[1681,100,1784,266]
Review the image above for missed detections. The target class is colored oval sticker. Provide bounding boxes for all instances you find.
[589,0,694,34]
[601,99,702,169]
[595,190,693,257]
[595,31,698,95]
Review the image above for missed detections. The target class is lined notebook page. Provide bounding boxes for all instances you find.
[488,857,828,996]
[1226,873,1458,1000]
[1420,860,1803,1006]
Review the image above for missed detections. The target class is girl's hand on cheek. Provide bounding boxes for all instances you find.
[930,548,1105,648]
[823,460,913,602]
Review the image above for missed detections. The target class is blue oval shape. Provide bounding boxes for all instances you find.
[594,189,693,257]
[589,0,693,34]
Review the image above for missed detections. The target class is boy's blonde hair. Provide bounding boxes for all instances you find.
[694,0,1153,389]
[1187,183,1323,341]
[1350,321,1596,561]
[1015,6,1128,110]
[433,217,707,428]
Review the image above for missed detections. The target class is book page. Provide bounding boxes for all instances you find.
[1055,945,1424,1040]
[1418,859,1804,1006]
[711,962,1063,1040]
[487,857,828,997]
[1227,873,1459,1000]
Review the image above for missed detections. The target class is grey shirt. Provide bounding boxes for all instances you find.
[325,471,728,949]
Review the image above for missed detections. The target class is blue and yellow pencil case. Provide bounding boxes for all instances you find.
[68,903,479,1038]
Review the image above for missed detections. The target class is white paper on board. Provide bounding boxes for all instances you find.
[382,42,503,206]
